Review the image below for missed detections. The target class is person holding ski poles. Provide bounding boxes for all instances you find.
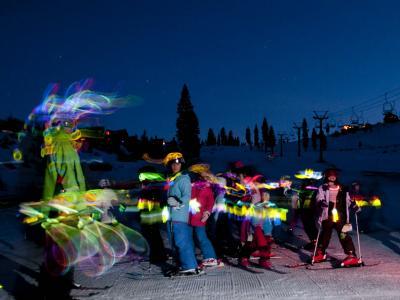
[311,168,361,267]
[164,152,203,276]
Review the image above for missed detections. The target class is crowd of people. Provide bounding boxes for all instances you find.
[105,152,369,277]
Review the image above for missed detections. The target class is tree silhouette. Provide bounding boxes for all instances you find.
[206,128,217,146]
[302,118,309,151]
[220,127,227,145]
[176,84,201,159]
[228,130,235,146]
[246,127,252,150]
[268,126,276,153]
[261,117,269,152]
[254,125,260,149]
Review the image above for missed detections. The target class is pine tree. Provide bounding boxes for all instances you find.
[254,125,260,149]
[220,127,227,145]
[176,84,201,159]
[217,133,221,146]
[206,128,217,146]
[311,128,318,151]
[261,117,269,152]
[246,127,252,149]
[268,126,276,153]
[302,118,309,151]
[228,130,235,146]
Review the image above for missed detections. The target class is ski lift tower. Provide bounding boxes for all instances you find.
[313,111,329,163]
[277,132,287,157]
[383,92,399,123]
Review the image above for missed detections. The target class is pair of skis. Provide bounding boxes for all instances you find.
[285,255,379,270]
[223,257,287,274]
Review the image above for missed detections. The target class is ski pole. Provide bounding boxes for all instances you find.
[355,212,364,265]
[311,218,322,265]
[169,207,175,259]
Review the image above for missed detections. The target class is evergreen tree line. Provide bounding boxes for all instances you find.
[245,117,277,153]
[205,127,241,146]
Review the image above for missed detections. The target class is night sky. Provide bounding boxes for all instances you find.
[2,0,400,140]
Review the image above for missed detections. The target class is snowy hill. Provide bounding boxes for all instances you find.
[200,122,400,230]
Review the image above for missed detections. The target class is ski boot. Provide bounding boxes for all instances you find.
[200,258,224,269]
[239,257,250,268]
[311,249,326,264]
[340,254,361,267]
[170,267,205,277]
[251,249,274,259]
[259,257,272,269]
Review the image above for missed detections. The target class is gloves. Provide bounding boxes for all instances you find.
[341,223,353,233]
[167,196,181,207]
[201,211,211,223]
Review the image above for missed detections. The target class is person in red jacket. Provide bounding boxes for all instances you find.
[189,165,220,268]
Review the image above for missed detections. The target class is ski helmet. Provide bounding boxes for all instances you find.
[163,152,185,166]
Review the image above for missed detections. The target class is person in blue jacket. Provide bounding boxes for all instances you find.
[164,152,203,276]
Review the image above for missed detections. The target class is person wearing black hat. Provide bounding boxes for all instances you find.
[311,169,360,267]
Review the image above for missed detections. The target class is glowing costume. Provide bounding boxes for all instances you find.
[42,126,86,201]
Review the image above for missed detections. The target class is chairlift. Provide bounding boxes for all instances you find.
[383,92,395,114]
[383,101,394,114]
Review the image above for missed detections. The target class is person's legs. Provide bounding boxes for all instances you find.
[214,211,228,257]
[172,222,198,270]
[253,226,271,267]
[301,209,318,241]
[335,222,359,266]
[238,241,253,267]
[193,226,217,260]
[227,217,241,254]
[335,222,356,255]
[319,219,334,253]
[141,223,167,263]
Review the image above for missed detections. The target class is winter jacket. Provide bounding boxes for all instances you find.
[316,183,352,225]
[167,172,191,223]
[189,181,215,227]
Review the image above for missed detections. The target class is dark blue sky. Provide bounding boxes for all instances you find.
[2,0,400,140]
